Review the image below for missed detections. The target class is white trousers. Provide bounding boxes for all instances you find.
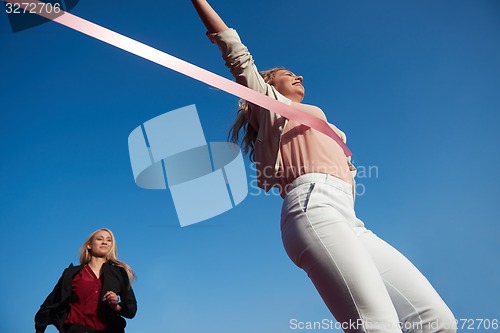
[280,173,456,333]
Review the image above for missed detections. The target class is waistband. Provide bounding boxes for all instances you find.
[286,173,353,196]
[63,323,109,333]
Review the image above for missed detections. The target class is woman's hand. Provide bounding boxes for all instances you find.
[191,0,228,33]
[103,291,122,312]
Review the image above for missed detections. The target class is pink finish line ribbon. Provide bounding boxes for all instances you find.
[6,0,352,156]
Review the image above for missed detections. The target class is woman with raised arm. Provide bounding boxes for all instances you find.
[34,228,137,333]
[191,1,456,332]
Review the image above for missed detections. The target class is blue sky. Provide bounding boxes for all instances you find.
[1,0,499,332]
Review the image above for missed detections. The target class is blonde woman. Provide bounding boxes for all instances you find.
[34,229,137,333]
[191,1,456,332]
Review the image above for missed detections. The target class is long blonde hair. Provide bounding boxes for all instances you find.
[228,67,286,161]
[80,228,136,286]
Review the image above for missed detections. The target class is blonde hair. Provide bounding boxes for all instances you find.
[228,67,286,161]
[80,228,136,286]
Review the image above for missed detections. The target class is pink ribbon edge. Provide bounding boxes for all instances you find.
[7,0,352,156]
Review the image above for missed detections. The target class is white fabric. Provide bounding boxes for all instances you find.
[281,173,456,333]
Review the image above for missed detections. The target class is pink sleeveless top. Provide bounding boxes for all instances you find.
[277,102,352,196]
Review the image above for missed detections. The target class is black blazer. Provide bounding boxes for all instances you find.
[35,261,137,333]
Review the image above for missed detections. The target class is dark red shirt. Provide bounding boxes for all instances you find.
[65,264,107,330]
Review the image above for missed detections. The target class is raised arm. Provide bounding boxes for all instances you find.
[191,0,228,33]
[190,0,291,105]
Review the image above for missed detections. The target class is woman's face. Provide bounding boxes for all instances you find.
[87,230,113,258]
[272,70,304,102]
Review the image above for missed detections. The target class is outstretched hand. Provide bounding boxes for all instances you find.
[191,0,229,33]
